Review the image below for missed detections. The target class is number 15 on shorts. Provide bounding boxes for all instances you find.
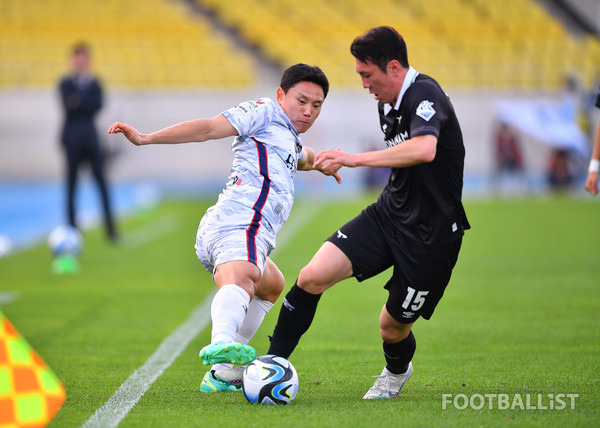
[402,287,429,311]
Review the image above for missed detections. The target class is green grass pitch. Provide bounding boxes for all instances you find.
[1,196,599,427]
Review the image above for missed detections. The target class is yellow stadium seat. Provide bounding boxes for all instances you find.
[0,0,257,89]
[194,0,598,89]
[2,0,598,90]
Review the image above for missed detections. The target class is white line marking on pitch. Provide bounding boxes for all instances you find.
[81,202,321,428]
[0,292,19,306]
[120,214,179,250]
[80,296,213,428]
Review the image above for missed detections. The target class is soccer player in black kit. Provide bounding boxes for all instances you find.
[267,26,470,399]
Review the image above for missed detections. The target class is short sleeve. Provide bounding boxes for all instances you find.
[407,83,449,139]
[222,98,274,137]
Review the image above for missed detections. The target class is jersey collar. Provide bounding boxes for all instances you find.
[384,66,419,114]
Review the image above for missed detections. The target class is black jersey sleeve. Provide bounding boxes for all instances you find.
[406,79,450,139]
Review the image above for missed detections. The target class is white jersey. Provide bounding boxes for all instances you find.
[218,97,304,236]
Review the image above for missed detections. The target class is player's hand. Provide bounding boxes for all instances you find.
[584,172,599,195]
[314,149,356,184]
[314,149,350,185]
[315,149,358,168]
[108,122,145,146]
[320,169,343,184]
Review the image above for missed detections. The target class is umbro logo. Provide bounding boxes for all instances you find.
[337,230,347,239]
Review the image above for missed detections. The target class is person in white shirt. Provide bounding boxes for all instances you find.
[108,64,339,392]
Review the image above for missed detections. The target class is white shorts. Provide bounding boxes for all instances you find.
[195,202,275,275]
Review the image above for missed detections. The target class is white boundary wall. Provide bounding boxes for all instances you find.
[0,87,571,196]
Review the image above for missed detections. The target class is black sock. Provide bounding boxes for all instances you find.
[383,330,416,375]
[268,282,322,358]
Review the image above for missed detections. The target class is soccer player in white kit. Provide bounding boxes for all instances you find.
[108,64,339,392]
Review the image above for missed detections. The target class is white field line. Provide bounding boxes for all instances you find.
[120,214,179,250]
[81,202,322,428]
[80,296,213,428]
[0,292,19,306]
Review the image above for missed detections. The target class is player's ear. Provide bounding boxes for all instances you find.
[276,87,285,103]
[387,60,402,76]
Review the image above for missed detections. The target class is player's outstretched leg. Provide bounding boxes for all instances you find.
[200,294,274,391]
[363,362,413,399]
[199,341,256,366]
[200,283,256,365]
[200,366,245,392]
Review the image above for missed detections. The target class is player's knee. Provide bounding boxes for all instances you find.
[267,267,285,302]
[379,324,411,343]
[234,279,258,300]
[297,264,329,294]
[256,260,285,303]
[214,268,259,299]
[379,311,412,343]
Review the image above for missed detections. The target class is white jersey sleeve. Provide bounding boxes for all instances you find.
[222,99,274,137]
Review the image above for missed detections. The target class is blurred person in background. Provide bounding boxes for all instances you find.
[584,85,600,196]
[59,42,118,242]
[493,121,524,196]
[547,148,573,191]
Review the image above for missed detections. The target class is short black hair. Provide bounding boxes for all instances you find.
[350,26,409,72]
[280,63,329,99]
[72,41,90,56]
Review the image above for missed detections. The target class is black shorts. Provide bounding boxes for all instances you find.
[325,203,462,323]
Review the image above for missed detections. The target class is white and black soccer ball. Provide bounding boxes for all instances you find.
[242,355,299,405]
[47,225,83,256]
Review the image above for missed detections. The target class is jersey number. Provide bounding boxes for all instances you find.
[401,287,429,311]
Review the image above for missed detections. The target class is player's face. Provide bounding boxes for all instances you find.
[355,59,399,105]
[277,81,324,134]
[72,51,91,74]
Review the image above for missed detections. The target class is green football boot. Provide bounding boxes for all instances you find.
[199,342,256,365]
[200,369,243,392]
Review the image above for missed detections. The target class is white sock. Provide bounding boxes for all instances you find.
[210,284,250,344]
[236,296,274,344]
[211,363,233,371]
[211,297,274,372]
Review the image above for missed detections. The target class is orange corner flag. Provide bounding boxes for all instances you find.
[0,310,66,428]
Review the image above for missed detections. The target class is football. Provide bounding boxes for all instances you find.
[47,225,83,256]
[242,355,299,405]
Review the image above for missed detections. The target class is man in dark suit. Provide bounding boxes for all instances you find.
[59,42,117,242]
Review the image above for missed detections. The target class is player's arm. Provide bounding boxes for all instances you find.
[298,145,342,184]
[584,121,600,196]
[107,114,238,146]
[315,134,437,174]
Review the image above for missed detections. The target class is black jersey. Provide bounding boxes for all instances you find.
[376,72,470,246]
[595,86,600,109]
